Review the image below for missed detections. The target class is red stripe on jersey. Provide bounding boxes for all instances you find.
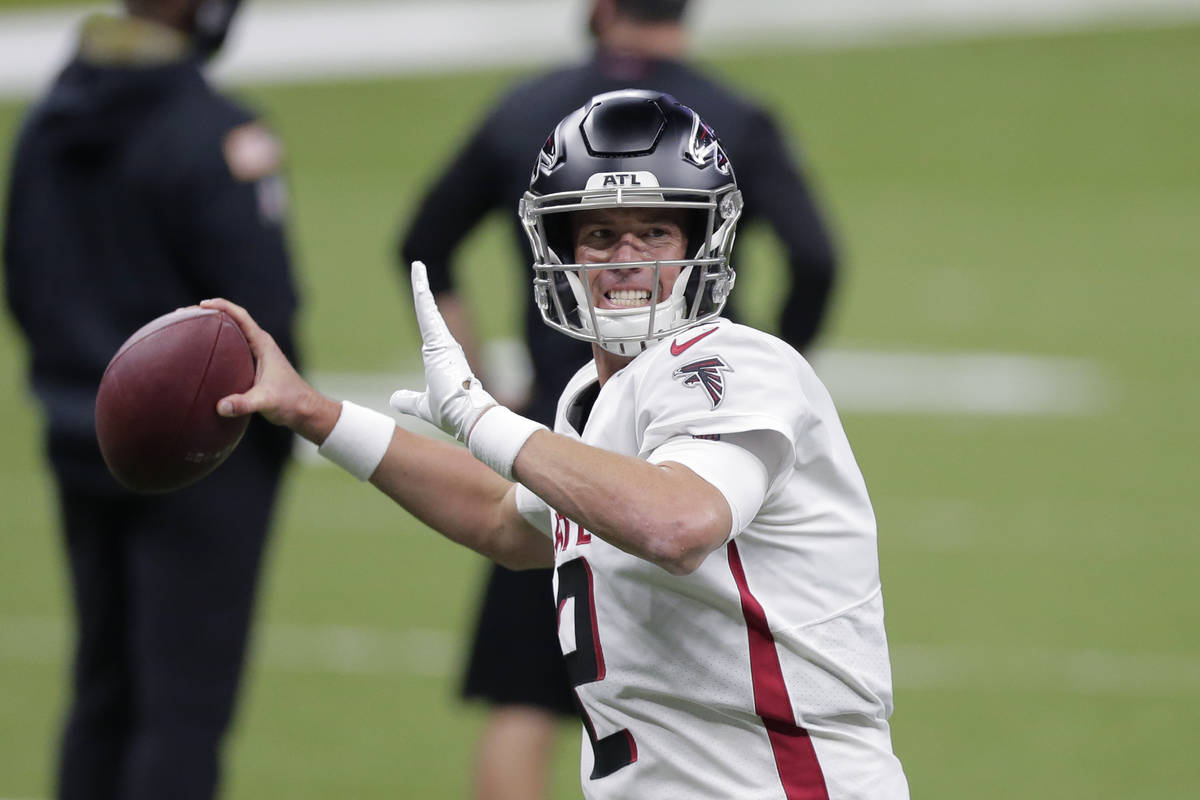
[727,541,830,800]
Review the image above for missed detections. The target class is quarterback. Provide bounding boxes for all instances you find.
[208,90,909,798]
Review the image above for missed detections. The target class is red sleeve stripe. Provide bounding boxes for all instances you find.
[727,540,830,800]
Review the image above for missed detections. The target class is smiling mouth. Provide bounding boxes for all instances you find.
[605,289,652,308]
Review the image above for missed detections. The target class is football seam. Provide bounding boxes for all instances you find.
[102,310,220,379]
[171,316,227,462]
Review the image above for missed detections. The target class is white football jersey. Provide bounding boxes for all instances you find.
[517,319,909,799]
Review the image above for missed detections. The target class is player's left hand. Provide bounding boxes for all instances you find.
[390,261,499,442]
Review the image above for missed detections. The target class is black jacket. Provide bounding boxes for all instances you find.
[401,52,838,425]
[4,47,300,492]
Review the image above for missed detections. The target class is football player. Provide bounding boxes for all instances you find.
[399,4,840,795]
[207,90,908,799]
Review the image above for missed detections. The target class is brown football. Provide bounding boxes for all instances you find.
[95,306,255,493]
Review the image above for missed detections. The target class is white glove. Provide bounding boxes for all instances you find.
[391,262,548,479]
[389,261,498,442]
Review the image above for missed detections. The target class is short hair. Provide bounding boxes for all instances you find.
[614,0,689,23]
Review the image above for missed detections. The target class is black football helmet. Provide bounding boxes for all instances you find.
[519,89,743,355]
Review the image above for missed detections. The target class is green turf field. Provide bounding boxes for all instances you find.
[2,21,1198,799]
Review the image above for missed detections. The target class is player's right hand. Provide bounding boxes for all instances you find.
[201,297,336,440]
[389,261,500,443]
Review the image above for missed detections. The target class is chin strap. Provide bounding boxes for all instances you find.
[596,334,654,357]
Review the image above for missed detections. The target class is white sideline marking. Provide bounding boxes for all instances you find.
[0,614,458,679]
[259,622,457,677]
[2,0,1200,99]
[3,615,1196,696]
[294,344,1112,456]
[892,643,1200,696]
[295,345,1113,463]
[807,349,1112,416]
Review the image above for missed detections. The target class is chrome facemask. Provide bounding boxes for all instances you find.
[521,182,742,355]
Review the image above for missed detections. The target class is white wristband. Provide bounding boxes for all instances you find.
[318,400,395,481]
[467,406,547,481]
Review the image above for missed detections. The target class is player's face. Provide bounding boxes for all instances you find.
[571,208,689,310]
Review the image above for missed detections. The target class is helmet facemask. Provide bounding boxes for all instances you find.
[522,183,742,356]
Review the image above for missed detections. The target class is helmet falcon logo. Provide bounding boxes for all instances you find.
[683,112,731,176]
[672,356,733,409]
[532,129,563,181]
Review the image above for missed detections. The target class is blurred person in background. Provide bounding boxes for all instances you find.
[2,1,300,798]
[399,2,839,797]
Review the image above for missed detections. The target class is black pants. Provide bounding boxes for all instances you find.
[461,564,576,716]
[53,447,285,800]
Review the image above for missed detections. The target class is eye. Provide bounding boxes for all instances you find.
[645,225,680,242]
[581,227,613,244]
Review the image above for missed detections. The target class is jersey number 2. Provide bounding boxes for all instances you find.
[556,556,637,778]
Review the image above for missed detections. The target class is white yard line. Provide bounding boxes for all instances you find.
[311,342,1106,419]
[293,345,1114,462]
[2,0,1200,99]
[891,643,1200,696]
[3,614,1195,695]
[806,349,1112,417]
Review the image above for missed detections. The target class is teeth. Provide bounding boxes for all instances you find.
[606,289,651,307]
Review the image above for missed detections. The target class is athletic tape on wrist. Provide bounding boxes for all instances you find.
[317,400,395,481]
[467,406,547,481]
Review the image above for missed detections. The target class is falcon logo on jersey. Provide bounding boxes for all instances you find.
[673,356,732,409]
